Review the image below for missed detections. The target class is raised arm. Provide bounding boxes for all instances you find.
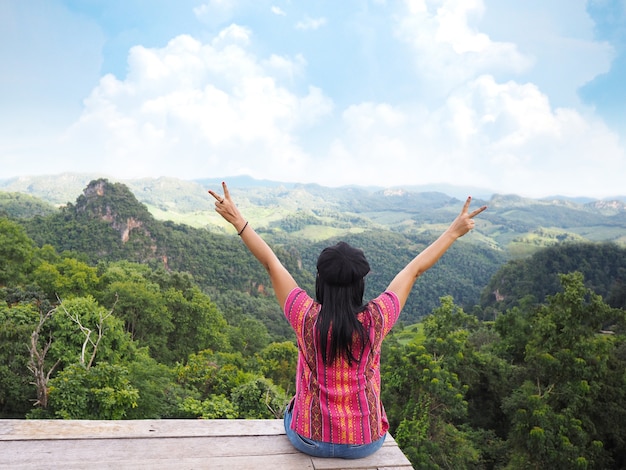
[208,182,298,307]
[386,196,487,310]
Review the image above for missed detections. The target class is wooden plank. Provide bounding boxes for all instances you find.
[0,453,315,470]
[0,436,298,461]
[311,446,414,469]
[0,438,411,470]
[0,419,285,441]
[198,454,314,470]
[0,419,414,470]
[0,436,314,469]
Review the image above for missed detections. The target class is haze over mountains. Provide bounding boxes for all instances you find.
[2,172,624,206]
[1,172,626,258]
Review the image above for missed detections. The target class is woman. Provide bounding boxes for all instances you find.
[208,182,486,459]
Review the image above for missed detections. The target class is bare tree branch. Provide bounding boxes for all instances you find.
[57,294,118,370]
[27,307,60,409]
[27,295,119,410]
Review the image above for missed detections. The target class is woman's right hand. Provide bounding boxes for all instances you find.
[208,182,247,234]
[209,181,298,306]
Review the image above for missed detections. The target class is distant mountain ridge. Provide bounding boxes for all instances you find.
[3,172,625,206]
[2,173,626,255]
[14,178,505,325]
[5,177,626,325]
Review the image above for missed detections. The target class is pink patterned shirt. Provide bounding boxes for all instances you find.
[284,287,401,444]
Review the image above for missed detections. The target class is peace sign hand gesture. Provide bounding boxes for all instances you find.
[208,182,247,234]
[447,196,487,239]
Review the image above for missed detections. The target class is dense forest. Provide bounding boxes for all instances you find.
[2,179,626,469]
[14,179,507,326]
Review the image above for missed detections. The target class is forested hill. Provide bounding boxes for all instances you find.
[5,176,626,324]
[480,242,626,317]
[19,179,305,339]
[2,173,626,258]
[17,178,503,326]
[0,191,56,218]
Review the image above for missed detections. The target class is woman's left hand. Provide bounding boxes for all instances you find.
[447,196,487,239]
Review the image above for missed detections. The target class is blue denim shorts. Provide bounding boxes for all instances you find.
[283,402,386,459]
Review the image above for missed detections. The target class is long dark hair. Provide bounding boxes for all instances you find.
[315,272,368,366]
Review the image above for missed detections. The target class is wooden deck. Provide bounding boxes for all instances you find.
[0,419,413,469]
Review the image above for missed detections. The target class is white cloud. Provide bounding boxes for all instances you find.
[262,53,307,82]
[271,6,286,16]
[480,0,613,107]
[193,0,238,26]
[293,0,622,197]
[60,28,333,181]
[318,74,624,197]
[295,16,327,31]
[396,0,532,96]
[445,75,624,196]
[212,23,252,47]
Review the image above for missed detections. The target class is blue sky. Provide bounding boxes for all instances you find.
[1,0,625,198]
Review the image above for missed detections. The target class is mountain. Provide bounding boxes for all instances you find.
[24,179,168,264]
[3,172,626,256]
[6,176,626,326]
[3,172,625,213]
[0,192,56,218]
[0,173,496,204]
[479,242,626,316]
[14,178,506,326]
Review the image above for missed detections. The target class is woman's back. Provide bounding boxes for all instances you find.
[284,287,400,444]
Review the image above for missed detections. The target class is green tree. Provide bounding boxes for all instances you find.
[231,377,287,419]
[0,301,39,417]
[256,341,298,394]
[41,362,139,419]
[178,395,238,419]
[227,316,271,356]
[102,279,173,363]
[502,273,626,469]
[162,286,228,361]
[481,243,626,313]
[125,349,187,419]
[100,261,229,362]
[32,257,100,300]
[0,218,35,286]
[49,296,132,369]
[383,297,482,469]
[175,350,252,398]
[215,289,291,343]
